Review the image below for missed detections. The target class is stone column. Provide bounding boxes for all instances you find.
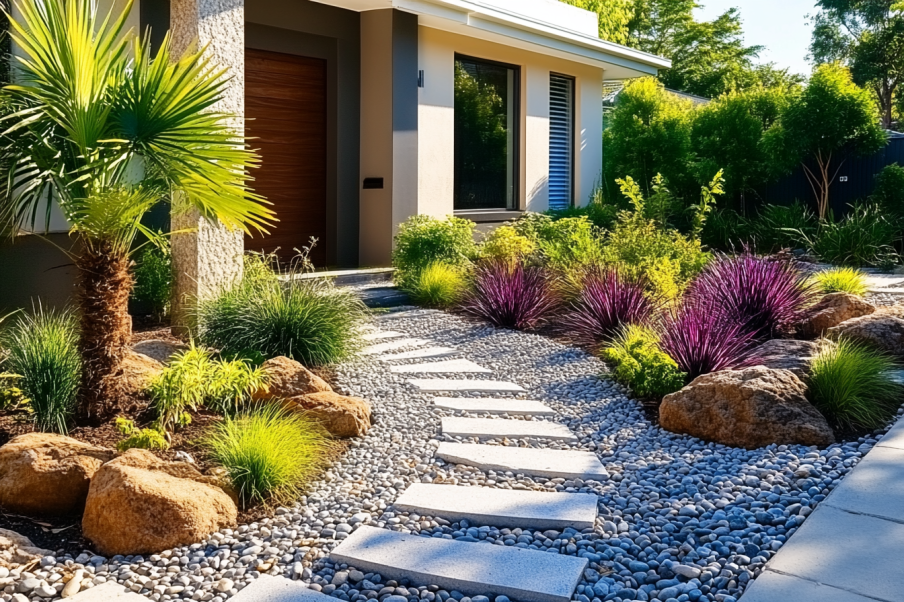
[169,0,245,331]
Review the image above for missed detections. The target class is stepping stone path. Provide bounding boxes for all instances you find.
[231,575,335,602]
[340,326,607,602]
[64,582,149,601]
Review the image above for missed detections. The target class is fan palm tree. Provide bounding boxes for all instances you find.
[0,0,273,422]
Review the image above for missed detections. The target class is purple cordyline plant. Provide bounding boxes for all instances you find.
[462,260,556,330]
[686,252,815,341]
[563,267,658,349]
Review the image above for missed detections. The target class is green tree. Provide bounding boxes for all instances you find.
[560,0,634,44]
[0,0,273,420]
[768,64,887,219]
[810,0,904,127]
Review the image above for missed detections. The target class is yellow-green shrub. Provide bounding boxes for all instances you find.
[480,225,536,264]
[603,325,686,400]
[406,263,468,308]
[810,268,868,296]
[115,418,169,451]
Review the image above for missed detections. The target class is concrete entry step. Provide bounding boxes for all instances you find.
[409,379,526,393]
[436,443,609,480]
[391,359,492,374]
[442,417,577,441]
[376,347,459,362]
[231,575,336,602]
[330,526,589,602]
[393,483,598,530]
[363,338,431,355]
[362,330,404,341]
[434,397,556,416]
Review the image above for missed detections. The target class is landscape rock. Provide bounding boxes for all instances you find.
[751,339,828,379]
[0,529,52,568]
[0,433,114,516]
[827,307,904,357]
[120,350,164,396]
[285,391,372,437]
[254,356,332,400]
[131,339,188,364]
[660,366,835,449]
[800,292,875,337]
[82,449,237,555]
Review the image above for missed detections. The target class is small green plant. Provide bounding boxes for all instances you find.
[873,163,904,217]
[603,325,687,400]
[480,225,536,265]
[0,372,24,410]
[751,202,816,253]
[808,338,903,431]
[810,268,869,296]
[405,263,468,308]
[2,308,81,433]
[131,240,172,322]
[203,403,332,506]
[392,215,476,289]
[530,216,604,273]
[115,418,169,451]
[689,169,725,241]
[805,203,899,267]
[701,208,746,251]
[205,357,270,416]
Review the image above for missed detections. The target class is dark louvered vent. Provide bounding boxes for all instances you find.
[548,74,574,211]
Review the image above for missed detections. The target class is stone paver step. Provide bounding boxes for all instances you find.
[442,417,577,441]
[739,571,876,602]
[361,331,404,341]
[436,443,609,480]
[363,338,431,355]
[393,483,598,529]
[434,397,555,416]
[376,347,459,362]
[409,379,526,393]
[231,575,336,602]
[330,526,589,602]
[64,581,149,601]
[391,359,492,374]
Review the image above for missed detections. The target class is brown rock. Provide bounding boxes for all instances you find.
[121,350,164,396]
[660,366,835,449]
[828,307,904,357]
[131,340,188,364]
[800,293,876,337]
[0,433,114,516]
[254,356,332,400]
[285,391,371,438]
[0,528,52,567]
[751,339,829,379]
[82,449,237,555]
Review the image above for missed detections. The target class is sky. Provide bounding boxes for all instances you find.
[694,0,818,78]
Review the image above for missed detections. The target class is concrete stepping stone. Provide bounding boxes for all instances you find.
[393,483,598,529]
[434,397,555,416]
[390,359,492,374]
[363,338,431,355]
[230,575,335,602]
[64,581,149,601]
[409,379,525,393]
[442,417,577,441]
[362,330,404,341]
[330,526,588,602]
[740,570,876,602]
[376,347,459,361]
[436,443,609,480]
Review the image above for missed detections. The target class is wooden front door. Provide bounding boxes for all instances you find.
[245,48,327,266]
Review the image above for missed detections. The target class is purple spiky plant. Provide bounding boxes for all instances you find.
[461,260,556,330]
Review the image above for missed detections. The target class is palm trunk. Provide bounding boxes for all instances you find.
[76,241,133,422]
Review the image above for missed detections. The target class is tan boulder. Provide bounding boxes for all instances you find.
[800,293,875,337]
[660,366,835,450]
[827,307,904,357]
[751,339,829,379]
[82,449,237,555]
[131,340,188,364]
[254,356,332,400]
[0,433,114,516]
[0,529,52,567]
[121,350,164,397]
[285,391,371,437]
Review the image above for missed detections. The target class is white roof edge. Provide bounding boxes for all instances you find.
[393,0,671,72]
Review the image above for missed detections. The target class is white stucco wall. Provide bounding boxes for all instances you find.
[417,26,603,217]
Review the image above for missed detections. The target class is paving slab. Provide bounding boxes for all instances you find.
[361,331,404,341]
[376,309,441,320]
[409,379,526,393]
[434,397,555,416]
[878,415,904,450]
[393,483,598,529]
[231,575,335,602]
[823,445,904,522]
[376,347,459,361]
[330,526,588,602]
[764,504,904,602]
[390,359,492,374]
[740,570,877,602]
[65,582,149,601]
[436,443,609,480]
[363,338,431,355]
[442,417,577,441]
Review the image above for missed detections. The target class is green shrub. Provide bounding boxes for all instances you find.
[545,185,621,230]
[603,325,687,400]
[872,163,904,217]
[807,338,903,431]
[115,418,169,451]
[203,403,332,506]
[701,208,747,251]
[810,268,869,296]
[131,242,172,322]
[405,263,468,308]
[2,308,81,433]
[750,202,816,253]
[519,215,604,272]
[479,225,536,264]
[197,254,366,367]
[392,215,476,289]
[806,203,899,267]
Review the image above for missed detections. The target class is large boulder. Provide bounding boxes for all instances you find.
[0,433,114,516]
[0,529,52,567]
[82,449,237,555]
[751,339,827,379]
[131,340,188,365]
[121,350,164,397]
[285,391,371,438]
[254,356,332,400]
[660,366,835,449]
[800,293,876,338]
[828,307,904,357]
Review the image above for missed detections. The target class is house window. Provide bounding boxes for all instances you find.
[548,73,574,210]
[453,55,519,211]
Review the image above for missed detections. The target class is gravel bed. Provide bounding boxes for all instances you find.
[3,308,895,602]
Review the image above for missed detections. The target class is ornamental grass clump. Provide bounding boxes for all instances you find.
[405,263,468,308]
[807,338,903,432]
[204,404,332,506]
[462,260,556,330]
[563,267,659,350]
[603,325,686,400]
[810,267,868,296]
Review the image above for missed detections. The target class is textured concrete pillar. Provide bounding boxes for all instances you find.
[169,0,245,329]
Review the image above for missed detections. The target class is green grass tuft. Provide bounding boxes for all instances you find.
[807,338,903,431]
[406,263,468,308]
[203,404,332,506]
[810,267,869,296]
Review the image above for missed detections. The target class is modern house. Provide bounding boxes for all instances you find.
[0,0,669,310]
